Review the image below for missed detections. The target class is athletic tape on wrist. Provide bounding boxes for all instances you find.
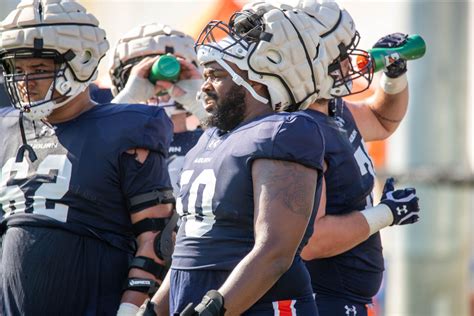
[112,75,155,104]
[169,79,210,122]
[117,303,140,316]
[360,204,394,236]
[380,73,408,95]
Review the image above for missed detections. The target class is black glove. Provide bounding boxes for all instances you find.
[178,290,225,316]
[373,33,408,78]
[379,178,420,225]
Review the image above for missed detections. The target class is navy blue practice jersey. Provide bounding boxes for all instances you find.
[0,81,10,108]
[0,104,173,252]
[171,112,324,303]
[167,129,203,197]
[304,99,383,304]
[89,83,114,104]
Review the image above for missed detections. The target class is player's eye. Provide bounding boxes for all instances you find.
[34,68,52,74]
[204,70,226,83]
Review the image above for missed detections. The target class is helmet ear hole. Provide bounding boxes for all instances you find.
[266,50,282,65]
[79,51,93,65]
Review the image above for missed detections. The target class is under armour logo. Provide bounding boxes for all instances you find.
[345,305,357,316]
[397,205,408,215]
[38,125,56,137]
[207,139,221,150]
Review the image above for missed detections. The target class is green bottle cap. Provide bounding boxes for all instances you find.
[148,54,181,84]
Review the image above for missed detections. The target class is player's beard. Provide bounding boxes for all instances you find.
[204,85,246,133]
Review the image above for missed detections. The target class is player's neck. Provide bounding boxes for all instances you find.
[45,89,96,124]
[243,100,273,123]
[308,100,330,115]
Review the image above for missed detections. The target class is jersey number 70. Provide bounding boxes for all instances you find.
[176,169,217,237]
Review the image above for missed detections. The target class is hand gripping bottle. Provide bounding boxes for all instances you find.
[357,34,426,73]
[148,54,181,84]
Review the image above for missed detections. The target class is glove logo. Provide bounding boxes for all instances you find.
[396,205,408,215]
[345,305,357,316]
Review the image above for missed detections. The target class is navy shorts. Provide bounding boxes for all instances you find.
[170,269,318,315]
[1,226,130,316]
[316,294,372,316]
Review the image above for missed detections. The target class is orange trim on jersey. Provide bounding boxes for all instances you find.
[367,303,377,316]
[273,299,296,316]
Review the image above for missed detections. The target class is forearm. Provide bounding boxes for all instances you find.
[368,74,409,134]
[347,74,409,141]
[218,247,292,316]
[301,211,370,260]
[122,232,164,307]
[150,271,171,315]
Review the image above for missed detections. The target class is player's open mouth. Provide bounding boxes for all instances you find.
[204,98,216,110]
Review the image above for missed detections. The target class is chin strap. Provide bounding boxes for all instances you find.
[216,59,269,104]
[16,112,37,163]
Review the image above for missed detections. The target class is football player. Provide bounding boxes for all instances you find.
[108,23,206,197]
[0,1,176,315]
[265,1,421,315]
[139,3,334,316]
[0,72,10,107]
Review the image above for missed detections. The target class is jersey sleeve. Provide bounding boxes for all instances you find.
[119,150,173,213]
[119,105,174,157]
[143,106,173,156]
[271,114,325,171]
[105,105,174,212]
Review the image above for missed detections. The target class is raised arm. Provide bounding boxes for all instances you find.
[346,33,412,142]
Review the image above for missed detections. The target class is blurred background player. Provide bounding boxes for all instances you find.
[140,3,335,315]
[0,72,10,108]
[108,23,207,195]
[0,1,175,315]
[262,1,421,315]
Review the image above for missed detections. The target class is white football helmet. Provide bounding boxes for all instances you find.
[195,2,325,111]
[109,23,198,97]
[262,0,373,99]
[0,0,109,120]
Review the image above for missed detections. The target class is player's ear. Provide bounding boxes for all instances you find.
[249,81,270,101]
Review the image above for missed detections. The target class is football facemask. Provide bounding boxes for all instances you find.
[1,49,80,119]
[0,0,109,120]
[327,32,374,98]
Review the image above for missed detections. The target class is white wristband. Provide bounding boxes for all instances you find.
[380,73,408,95]
[116,303,140,316]
[360,204,394,236]
[112,75,155,104]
